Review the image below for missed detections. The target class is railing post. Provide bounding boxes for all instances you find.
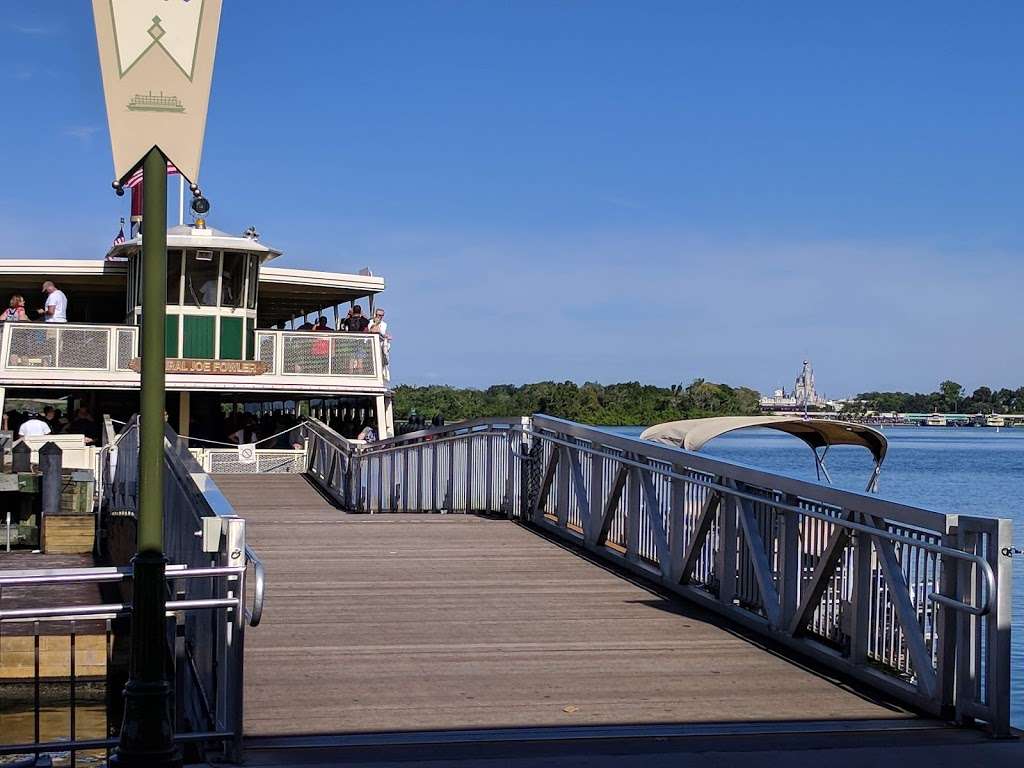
[957,516,1014,736]
[402,443,410,512]
[520,425,539,521]
[667,467,686,582]
[465,434,474,513]
[986,518,1013,736]
[556,444,570,529]
[221,516,246,762]
[376,452,384,513]
[425,440,434,512]
[716,481,738,605]
[935,524,960,717]
[586,449,605,546]
[777,494,801,630]
[444,441,454,512]
[625,458,640,562]
[848,524,871,664]
[485,434,494,513]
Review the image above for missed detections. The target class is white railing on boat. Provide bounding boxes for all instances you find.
[253,330,383,381]
[0,322,138,374]
[0,323,388,390]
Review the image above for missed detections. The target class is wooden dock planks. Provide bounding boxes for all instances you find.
[212,474,913,738]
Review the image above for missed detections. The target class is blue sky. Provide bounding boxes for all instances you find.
[1,2,1021,395]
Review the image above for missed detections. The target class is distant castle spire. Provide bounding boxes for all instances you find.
[793,360,821,407]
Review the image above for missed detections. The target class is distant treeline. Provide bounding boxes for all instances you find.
[848,381,1024,414]
[393,379,761,426]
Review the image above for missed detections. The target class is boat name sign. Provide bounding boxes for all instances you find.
[129,358,269,375]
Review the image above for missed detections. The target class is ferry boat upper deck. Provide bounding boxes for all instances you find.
[0,221,394,443]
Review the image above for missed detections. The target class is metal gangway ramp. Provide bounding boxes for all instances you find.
[206,415,1018,765]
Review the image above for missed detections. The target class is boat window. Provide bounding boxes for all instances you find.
[246,255,259,309]
[184,249,220,307]
[167,250,183,304]
[221,252,246,308]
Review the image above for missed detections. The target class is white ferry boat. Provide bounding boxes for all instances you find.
[922,413,947,427]
[0,221,394,463]
[985,414,1005,428]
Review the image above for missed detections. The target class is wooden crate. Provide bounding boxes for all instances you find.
[58,476,95,515]
[43,516,94,554]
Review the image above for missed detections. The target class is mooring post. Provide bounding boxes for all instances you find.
[39,442,63,556]
[39,442,63,516]
[11,442,31,473]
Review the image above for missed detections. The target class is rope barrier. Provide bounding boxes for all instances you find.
[180,424,303,449]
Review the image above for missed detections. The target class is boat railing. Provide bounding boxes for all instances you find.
[299,413,1014,736]
[0,321,138,375]
[0,323,388,387]
[253,329,384,382]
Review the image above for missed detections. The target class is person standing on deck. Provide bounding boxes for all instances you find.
[2,295,29,321]
[37,281,68,322]
[339,307,353,331]
[346,305,369,333]
[368,308,391,381]
[42,406,59,434]
[18,412,51,438]
[66,406,101,445]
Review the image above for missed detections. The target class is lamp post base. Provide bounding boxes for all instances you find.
[109,550,181,768]
[108,680,180,767]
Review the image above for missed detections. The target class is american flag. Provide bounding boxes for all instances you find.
[124,160,180,189]
[112,220,126,246]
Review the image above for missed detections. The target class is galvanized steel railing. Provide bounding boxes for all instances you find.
[0,417,266,764]
[301,414,1013,735]
[0,560,257,764]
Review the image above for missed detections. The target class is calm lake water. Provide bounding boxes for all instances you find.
[611,425,1023,727]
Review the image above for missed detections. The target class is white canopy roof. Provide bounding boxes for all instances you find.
[641,416,888,466]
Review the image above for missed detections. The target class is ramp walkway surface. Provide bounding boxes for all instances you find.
[212,473,922,740]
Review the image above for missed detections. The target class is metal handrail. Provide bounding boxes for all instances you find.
[245,544,265,627]
[520,426,997,617]
[0,563,248,623]
[304,415,998,616]
[0,564,239,588]
[355,428,513,457]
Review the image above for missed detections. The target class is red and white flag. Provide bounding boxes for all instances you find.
[128,161,180,223]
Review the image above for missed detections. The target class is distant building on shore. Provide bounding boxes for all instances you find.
[760,360,834,412]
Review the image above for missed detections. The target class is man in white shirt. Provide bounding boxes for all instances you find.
[38,281,68,323]
[18,413,51,437]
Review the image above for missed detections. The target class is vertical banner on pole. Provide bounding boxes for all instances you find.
[93,0,223,185]
[92,3,223,766]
